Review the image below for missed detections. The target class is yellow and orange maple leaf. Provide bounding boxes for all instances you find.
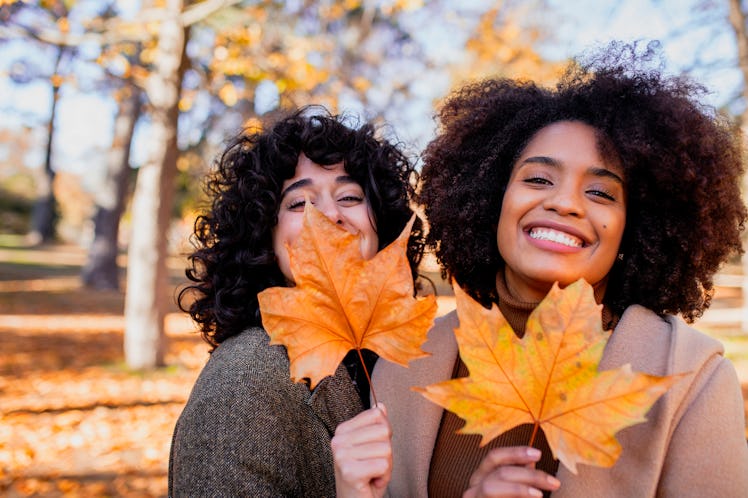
[414,279,684,473]
[258,204,437,389]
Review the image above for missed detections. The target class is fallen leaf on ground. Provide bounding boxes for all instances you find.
[414,279,684,473]
[258,204,437,388]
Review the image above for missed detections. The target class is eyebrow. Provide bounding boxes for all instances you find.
[520,156,624,184]
[280,175,358,199]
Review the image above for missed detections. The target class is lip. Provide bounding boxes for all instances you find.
[523,220,590,252]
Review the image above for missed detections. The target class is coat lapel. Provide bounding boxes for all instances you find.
[307,362,364,434]
[552,305,685,496]
[373,310,460,498]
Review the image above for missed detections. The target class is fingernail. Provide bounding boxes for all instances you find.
[548,475,561,487]
[529,488,543,497]
[527,447,541,459]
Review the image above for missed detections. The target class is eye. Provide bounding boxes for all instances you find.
[285,198,306,211]
[336,184,366,206]
[338,194,364,206]
[522,176,552,186]
[586,184,620,202]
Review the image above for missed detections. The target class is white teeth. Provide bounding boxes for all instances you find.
[529,228,583,248]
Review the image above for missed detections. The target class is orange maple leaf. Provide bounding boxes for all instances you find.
[414,279,684,473]
[258,204,437,389]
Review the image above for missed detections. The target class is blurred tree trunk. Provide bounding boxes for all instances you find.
[727,0,748,333]
[28,47,64,245]
[82,84,142,290]
[728,0,748,124]
[124,0,188,369]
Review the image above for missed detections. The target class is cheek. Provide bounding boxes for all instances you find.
[496,200,519,257]
[497,213,511,241]
[601,214,626,249]
[359,219,379,260]
[272,215,304,282]
[595,216,626,276]
[356,206,379,260]
[274,214,303,248]
[360,234,379,260]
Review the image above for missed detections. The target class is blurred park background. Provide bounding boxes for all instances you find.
[1,0,747,496]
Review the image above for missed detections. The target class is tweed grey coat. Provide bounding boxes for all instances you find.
[168,327,364,497]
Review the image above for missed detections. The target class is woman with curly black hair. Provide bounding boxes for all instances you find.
[332,42,748,497]
[168,106,424,496]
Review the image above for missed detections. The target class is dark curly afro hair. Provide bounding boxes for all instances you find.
[179,106,424,348]
[420,41,746,322]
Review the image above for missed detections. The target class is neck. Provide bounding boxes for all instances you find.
[495,271,613,337]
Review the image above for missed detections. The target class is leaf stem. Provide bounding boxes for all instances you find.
[529,422,539,448]
[357,348,378,407]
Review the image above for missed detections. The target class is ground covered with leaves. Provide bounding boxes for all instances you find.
[0,241,746,497]
[0,243,207,497]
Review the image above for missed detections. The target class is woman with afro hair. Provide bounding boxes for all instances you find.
[332,42,748,497]
[168,106,424,497]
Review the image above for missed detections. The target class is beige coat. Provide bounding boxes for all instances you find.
[374,305,748,497]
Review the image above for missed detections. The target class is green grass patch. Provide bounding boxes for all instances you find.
[0,233,31,248]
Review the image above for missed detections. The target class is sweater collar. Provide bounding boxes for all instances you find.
[495,270,615,337]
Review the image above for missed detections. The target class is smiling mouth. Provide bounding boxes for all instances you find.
[528,227,583,248]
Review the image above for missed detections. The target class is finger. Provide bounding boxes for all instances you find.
[482,465,561,492]
[465,479,544,498]
[336,456,391,482]
[332,422,391,454]
[333,439,392,463]
[373,402,387,416]
[469,447,541,486]
[335,405,389,435]
[335,449,392,498]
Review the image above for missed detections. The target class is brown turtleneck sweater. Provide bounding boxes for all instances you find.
[427,274,614,498]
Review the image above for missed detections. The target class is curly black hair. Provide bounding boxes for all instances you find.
[179,106,424,348]
[420,41,746,322]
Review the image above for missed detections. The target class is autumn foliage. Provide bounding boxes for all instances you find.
[415,280,683,473]
[258,204,437,389]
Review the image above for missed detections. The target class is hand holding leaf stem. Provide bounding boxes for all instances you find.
[463,446,560,498]
[332,404,392,498]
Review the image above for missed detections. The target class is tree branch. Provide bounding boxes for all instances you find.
[0,0,245,47]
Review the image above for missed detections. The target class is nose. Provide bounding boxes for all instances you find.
[317,198,343,225]
[543,183,584,217]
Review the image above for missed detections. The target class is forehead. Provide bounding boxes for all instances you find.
[519,121,624,177]
[279,153,360,199]
[288,153,346,180]
[523,121,598,151]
